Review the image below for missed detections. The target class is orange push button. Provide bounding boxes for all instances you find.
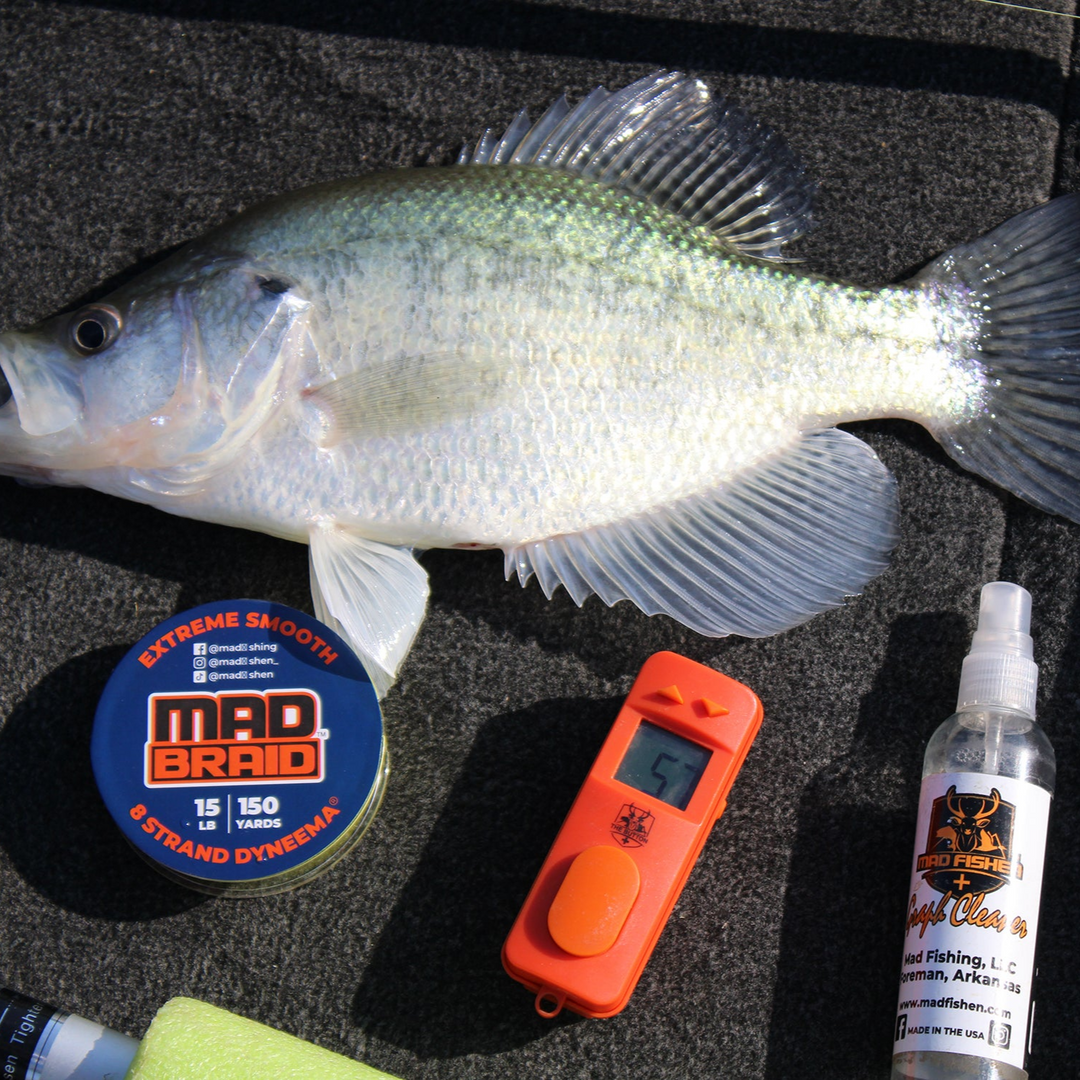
[547,845,641,957]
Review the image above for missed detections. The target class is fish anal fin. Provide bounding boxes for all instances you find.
[308,523,430,697]
[505,428,898,637]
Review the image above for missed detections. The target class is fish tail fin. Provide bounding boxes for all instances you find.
[917,194,1080,521]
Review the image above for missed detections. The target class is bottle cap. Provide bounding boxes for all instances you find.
[956,581,1039,718]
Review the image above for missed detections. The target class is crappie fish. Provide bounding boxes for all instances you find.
[1,71,1078,696]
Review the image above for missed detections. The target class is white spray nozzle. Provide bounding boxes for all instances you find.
[956,581,1038,718]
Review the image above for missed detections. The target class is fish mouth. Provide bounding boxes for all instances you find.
[0,350,40,478]
[0,329,91,480]
[0,329,83,439]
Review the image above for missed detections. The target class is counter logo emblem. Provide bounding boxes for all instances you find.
[611,803,654,847]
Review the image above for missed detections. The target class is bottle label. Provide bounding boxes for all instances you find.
[0,989,63,1080]
[892,771,1050,1069]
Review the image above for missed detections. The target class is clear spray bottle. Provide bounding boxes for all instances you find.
[891,582,1055,1080]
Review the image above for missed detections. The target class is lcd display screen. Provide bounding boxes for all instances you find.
[613,720,712,810]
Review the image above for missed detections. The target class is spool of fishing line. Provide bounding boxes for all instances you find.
[92,600,388,896]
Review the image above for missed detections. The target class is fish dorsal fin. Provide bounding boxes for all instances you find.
[460,71,813,259]
[308,523,430,698]
[504,428,898,637]
[303,349,512,443]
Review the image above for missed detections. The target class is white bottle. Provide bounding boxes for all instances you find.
[891,582,1055,1080]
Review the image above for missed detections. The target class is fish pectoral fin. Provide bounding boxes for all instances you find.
[304,350,512,443]
[308,524,430,697]
[505,428,899,637]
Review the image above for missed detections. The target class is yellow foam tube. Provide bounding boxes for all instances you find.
[125,997,401,1080]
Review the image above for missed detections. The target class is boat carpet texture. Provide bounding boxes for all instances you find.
[1,2,1078,1078]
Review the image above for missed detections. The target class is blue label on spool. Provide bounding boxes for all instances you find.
[91,601,383,888]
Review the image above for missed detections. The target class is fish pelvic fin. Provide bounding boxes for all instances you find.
[308,523,430,698]
[918,194,1080,523]
[460,71,813,260]
[505,428,898,637]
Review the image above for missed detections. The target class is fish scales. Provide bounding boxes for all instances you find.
[192,167,974,545]
[2,70,1079,694]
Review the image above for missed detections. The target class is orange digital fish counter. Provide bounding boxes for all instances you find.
[501,651,763,1018]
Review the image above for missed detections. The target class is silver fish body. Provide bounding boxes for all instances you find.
[1,72,1078,694]
[160,168,976,541]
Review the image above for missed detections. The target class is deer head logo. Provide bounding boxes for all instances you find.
[917,784,1016,896]
[944,786,1004,853]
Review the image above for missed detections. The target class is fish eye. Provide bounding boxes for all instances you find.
[70,304,123,355]
[256,276,291,296]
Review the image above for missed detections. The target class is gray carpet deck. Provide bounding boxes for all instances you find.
[1,3,1078,1078]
